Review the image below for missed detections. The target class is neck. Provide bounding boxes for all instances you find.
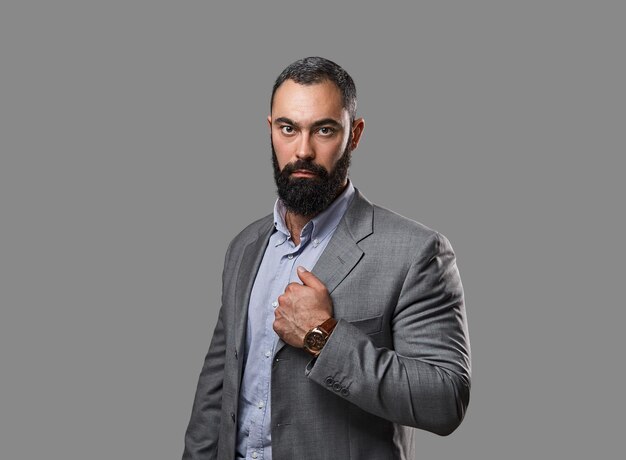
[285,211,312,246]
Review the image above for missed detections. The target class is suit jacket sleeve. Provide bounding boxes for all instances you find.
[306,232,471,436]
[182,243,233,460]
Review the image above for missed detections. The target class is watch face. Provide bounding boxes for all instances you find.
[305,330,326,351]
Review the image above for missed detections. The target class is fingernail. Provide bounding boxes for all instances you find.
[297,266,306,273]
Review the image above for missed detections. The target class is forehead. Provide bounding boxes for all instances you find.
[271,79,347,124]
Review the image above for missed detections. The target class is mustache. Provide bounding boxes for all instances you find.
[280,160,329,178]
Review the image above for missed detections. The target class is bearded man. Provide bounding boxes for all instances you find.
[183,57,471,460]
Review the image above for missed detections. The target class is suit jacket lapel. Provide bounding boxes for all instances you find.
[311,189,373,294]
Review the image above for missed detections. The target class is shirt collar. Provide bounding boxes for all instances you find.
[273,179,355,245]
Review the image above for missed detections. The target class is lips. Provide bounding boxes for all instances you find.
[291,170,318,178]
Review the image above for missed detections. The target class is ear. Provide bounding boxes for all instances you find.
[349,118,365,151]
[267,115,272,133]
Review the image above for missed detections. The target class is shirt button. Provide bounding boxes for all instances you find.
[272,301,278,308]
[251,451,258,459]
[313,238,320,247]
[265,350,272,358]
[287,254,294,259]
[258,401,264,409]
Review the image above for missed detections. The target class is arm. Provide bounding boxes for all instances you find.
[182,307,226,459]
[183,242,234,459]
[307,232,471,436]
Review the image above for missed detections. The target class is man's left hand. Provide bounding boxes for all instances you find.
[273,266,333,348]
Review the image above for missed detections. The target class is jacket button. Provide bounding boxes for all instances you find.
[234,349,238,359]
[325,377,334,386]
[333,382,342,392]
[230,412,235,423]
[340,388,349,397]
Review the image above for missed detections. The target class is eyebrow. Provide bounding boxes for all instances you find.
[273,117,343,130]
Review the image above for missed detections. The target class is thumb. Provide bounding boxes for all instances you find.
[296,266,323,288]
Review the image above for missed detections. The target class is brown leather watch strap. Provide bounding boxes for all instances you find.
[318,317,337,335]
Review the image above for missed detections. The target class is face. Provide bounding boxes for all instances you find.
[269,79,364,216]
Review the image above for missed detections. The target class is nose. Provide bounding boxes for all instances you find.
[295,131,314,160]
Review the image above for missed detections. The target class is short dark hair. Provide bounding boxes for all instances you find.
[271,57,357,122]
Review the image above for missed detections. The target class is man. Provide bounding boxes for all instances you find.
[183,57,471,460]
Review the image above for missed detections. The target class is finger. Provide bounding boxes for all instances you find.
[284,282,301,293]
[272,317,282,335]
[296,266,325,289]
[277,293,289,308]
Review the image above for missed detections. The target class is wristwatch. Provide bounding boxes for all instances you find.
[303,318,337,357]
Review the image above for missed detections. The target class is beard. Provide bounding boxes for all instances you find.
[272,137,352,217]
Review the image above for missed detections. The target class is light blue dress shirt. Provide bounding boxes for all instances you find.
[235,181,355,460]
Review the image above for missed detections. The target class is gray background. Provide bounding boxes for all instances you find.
[1,1,623,459]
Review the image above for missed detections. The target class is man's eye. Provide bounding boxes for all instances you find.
[281,126,295,135]
[318,127,334,136]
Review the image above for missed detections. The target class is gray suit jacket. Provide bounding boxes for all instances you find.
[183,189,471,460]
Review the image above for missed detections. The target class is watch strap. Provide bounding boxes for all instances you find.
[318,317,337,336]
